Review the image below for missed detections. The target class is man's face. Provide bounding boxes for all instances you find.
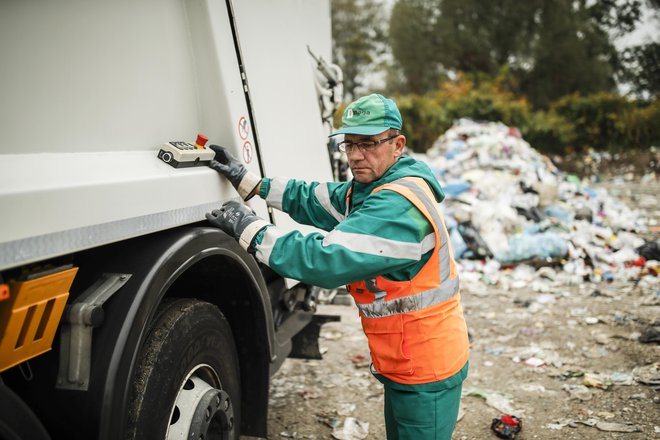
[344,131,406,183]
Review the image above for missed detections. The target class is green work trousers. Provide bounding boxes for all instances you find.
[375,362,468,440]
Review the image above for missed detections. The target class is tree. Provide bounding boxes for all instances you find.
[331,0,388,99]
[389,0,443,94]
[386,0,644,107]
[618,42,660,99]
[388,0,538,94]
[432,0,538,75]
[519,0,619,107]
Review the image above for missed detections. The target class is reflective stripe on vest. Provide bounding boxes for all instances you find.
[344,186,352,218]
[352,177,459,319]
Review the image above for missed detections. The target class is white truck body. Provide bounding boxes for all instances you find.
[0,0,333,270]
[0,1,341,439]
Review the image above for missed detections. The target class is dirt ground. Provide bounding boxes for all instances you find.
[261,178,659,440]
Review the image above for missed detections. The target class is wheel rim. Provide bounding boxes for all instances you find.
[166,364,234,440]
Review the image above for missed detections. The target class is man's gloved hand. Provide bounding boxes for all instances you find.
[208,145,261,200]
[206,201,270,252]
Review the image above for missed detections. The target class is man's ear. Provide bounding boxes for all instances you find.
[394,134,406,157]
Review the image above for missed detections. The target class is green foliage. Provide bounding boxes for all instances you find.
[331,0,388,99]
[397,75,546,152]
[396,95,449,151]
[388,0,442,94]
[619,100,660,149]
[522,111,576,155]
[589,0,642,35]
[385,0,644,107]
[553,93,660,152]
[433,0,537,75]
[383,76,656,155]
[440,80,530,130]
[618,42,660,99]
[552,93,627,151]
[520,1,617,108]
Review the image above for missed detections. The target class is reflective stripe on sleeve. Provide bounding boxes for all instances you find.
[322,229,427,260]
[255,226,286,265]
[238,219,270,251]
[265,177,287,210]
[314,183,345,222]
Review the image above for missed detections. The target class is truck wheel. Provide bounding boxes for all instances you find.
[126,298,240,440]
[0,381,51,440]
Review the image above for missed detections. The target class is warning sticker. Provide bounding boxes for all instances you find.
[238,116,249,140]
[242,141,253,164]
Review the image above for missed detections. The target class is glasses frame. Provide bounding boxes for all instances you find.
[337,134,400,154]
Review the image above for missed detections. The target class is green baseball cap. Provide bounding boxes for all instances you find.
[330,94,403,137]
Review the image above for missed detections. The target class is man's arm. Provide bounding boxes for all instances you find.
[259,177,350,232]
[207,145,350,231]
[251,189,435,288]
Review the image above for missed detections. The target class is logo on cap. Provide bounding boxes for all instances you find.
[347,109,354,119]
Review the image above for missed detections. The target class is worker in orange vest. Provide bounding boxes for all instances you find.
[207,94,470,439]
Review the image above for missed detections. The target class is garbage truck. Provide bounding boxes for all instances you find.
[0,1,343,439]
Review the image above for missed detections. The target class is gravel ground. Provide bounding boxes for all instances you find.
[260,178,659,440]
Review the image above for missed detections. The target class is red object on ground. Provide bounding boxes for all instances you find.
[500,415,520,426]
[491,414,522,439]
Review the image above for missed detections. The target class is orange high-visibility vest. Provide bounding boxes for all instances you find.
[346,177,469,384]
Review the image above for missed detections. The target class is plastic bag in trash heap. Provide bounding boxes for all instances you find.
[442,210,469,259]
[470,200,522,256]
[442,179,472,198]
[471,171,518,201]
[457,221,494,259]
[496,231,569,262]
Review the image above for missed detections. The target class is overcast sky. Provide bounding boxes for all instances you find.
[614,2,660,49]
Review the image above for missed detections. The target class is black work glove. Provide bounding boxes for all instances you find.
[206,201,270,252]
[208,145,261,200]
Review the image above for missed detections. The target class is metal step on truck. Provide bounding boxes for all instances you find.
[0,1,344,439]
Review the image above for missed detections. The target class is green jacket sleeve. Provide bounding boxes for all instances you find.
[259,177,350,232]
[252,187,435,289]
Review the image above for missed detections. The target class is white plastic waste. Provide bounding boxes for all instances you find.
[418,118,654,285]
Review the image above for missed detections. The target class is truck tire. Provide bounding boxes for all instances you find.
[126,298,240,440]
[0,381,51,440]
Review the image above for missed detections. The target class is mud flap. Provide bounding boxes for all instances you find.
[289,314,340,360]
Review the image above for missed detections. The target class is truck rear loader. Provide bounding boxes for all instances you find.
[0,1,343,439]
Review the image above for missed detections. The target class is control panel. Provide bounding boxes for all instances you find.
[157,134,215,168]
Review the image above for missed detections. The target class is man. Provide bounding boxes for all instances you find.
[206,94,469,439]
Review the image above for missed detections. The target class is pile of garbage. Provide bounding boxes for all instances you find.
[415,118,659,287]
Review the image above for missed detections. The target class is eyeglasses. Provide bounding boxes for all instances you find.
[337,134,399,154]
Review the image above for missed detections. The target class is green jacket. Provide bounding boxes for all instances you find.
[252,156,445,289]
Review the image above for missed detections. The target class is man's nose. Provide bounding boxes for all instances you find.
[346,147,365,159]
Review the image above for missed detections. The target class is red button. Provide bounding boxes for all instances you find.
[196,134,208,147]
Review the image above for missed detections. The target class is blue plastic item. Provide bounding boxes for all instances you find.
[442,180,471,198]
[449,228,468,259]
[543,204,574,225]
[445,139,467,159]
[496,232,568,262]
[582,186,597,198]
